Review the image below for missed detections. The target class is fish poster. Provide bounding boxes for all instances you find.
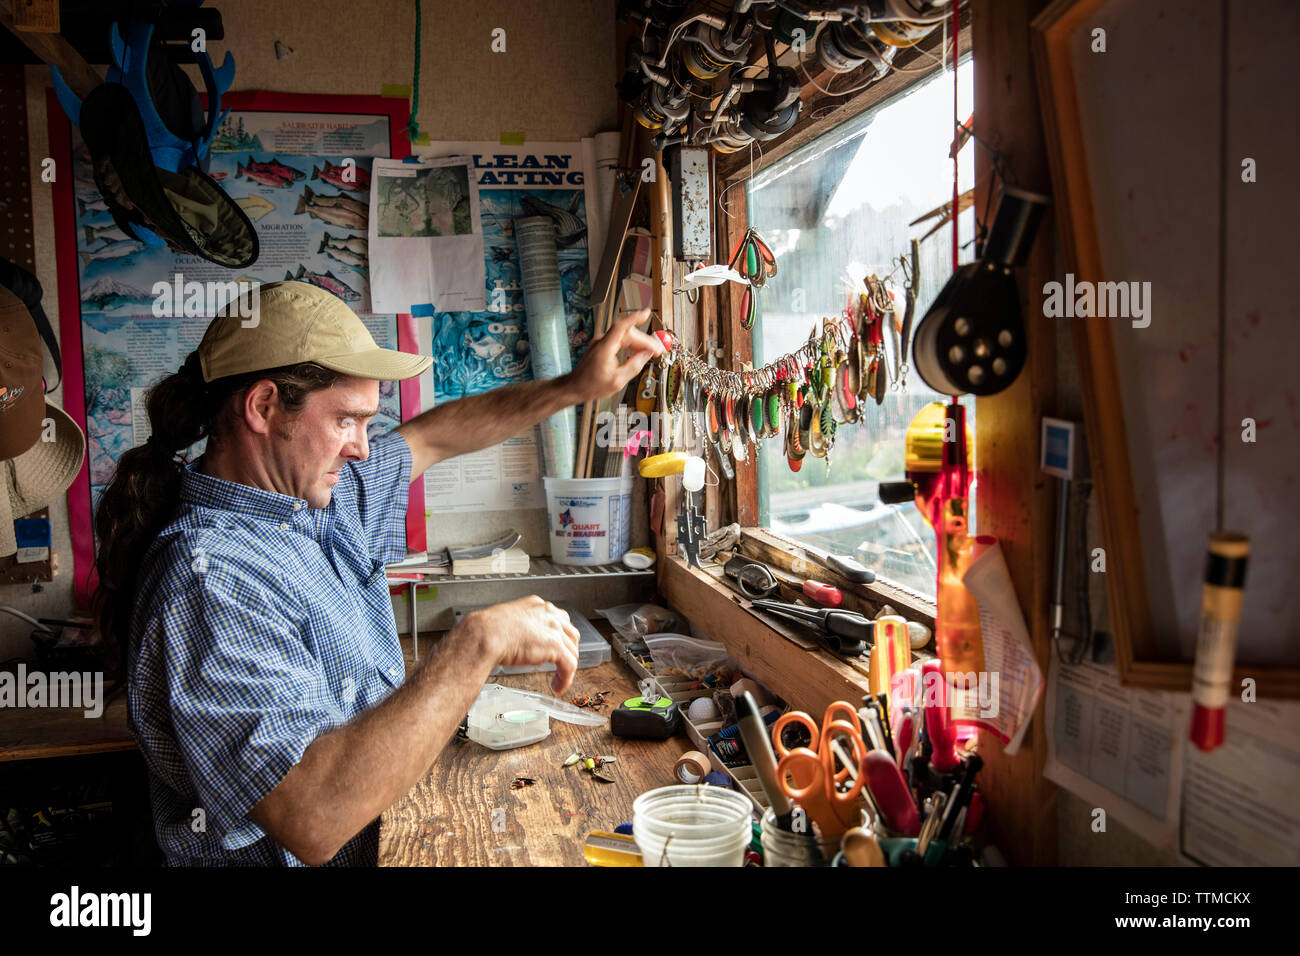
[49,94,420,596]
[406,141,601,515]
[367,155,486,314]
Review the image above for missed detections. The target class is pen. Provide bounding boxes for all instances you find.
[923,753,982,866]
[735,691,795,830]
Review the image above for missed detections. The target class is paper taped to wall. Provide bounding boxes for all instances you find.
[368,155,486,313]
[951,537,1045,753]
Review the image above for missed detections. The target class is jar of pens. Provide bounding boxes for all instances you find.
[735,677,986,867]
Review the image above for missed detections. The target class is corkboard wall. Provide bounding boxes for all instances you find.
[2,0,618,659]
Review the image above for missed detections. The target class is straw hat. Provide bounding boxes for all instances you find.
[0,285,85,556]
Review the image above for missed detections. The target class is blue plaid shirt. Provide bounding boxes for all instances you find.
[127,431,412,866]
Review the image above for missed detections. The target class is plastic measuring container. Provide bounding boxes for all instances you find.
[543,474,633,566]
[633,785,753,867]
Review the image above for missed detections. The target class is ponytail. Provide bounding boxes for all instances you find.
[94,351,340,674]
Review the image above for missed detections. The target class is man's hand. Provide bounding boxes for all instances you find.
[460,595,582,693]
[567,308,665,404]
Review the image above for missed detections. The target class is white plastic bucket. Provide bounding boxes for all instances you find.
[543,475,633,566]
[633,785,753,867]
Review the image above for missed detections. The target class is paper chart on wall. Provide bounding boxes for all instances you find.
[367,155,486,314]
[414,316,545,516]
[1044,654,1186,844]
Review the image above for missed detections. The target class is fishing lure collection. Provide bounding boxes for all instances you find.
[653,260,921,477]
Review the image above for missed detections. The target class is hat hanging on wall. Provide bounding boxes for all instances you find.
[51,1,259,268]
[0,286,86,558]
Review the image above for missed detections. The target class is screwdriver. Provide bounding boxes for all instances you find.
[802,580,842,607]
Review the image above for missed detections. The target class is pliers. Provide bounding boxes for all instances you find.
[749,598,872,656]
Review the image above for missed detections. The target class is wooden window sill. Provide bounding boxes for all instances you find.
[658,551,873,717]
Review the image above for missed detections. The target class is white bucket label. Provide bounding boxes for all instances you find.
[549,492,631,562]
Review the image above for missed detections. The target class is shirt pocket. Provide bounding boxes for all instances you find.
[358,566,405,692]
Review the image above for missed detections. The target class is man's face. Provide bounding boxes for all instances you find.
[268,375,380,508]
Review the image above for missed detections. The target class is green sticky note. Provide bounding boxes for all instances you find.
[381,83,412,98]
[411,131,430,146]
[416,586,438,602]
[499,131,526,146]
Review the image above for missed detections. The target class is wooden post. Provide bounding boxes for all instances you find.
[971,0,1059,867]
[0,0,101,99]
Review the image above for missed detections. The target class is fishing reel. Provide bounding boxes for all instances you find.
[816,18,896,76]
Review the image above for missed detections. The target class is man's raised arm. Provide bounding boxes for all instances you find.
[395,309,663,477]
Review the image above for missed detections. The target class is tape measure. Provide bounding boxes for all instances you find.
[611,694,682,739]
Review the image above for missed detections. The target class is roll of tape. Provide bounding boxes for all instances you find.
[674,750,711,784]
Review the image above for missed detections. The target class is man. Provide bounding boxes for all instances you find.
[98,280,663,866]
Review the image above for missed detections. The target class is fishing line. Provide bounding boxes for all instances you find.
[950,1,959,273]
[1215,0,1229,531]
[407,0,423,144]
[718,138,764,220]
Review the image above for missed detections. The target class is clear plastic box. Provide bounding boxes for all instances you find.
[454,602,612,674]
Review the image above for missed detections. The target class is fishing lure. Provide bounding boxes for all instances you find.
[729,227,778,331]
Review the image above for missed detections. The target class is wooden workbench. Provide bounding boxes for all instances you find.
[0,676,133,761]
[379,636,686,866]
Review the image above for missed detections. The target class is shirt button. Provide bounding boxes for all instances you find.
[389,668,399,677]
[279,522,290,530]
[293,501,305,511]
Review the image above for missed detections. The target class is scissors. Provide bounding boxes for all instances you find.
[772,702,868,840]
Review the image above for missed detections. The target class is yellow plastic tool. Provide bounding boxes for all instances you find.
[583,831,643,867]
[637,451,689,478]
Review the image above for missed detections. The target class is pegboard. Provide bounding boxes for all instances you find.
[0,64,37,271]
[2,64,53,586]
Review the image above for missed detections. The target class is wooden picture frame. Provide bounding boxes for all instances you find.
[1030,0,1300,696]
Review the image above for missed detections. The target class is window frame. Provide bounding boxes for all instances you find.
[711,44,974,627]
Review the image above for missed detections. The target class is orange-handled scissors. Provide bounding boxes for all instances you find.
[777,721,868,840]
[772,702,862,761]
[772,702,868,839]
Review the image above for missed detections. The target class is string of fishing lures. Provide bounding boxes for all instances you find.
[654,271,910,475]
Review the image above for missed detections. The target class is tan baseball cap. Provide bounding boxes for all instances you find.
[198,280,432,382]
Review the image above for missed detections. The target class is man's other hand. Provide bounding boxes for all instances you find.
[461,595,582,694]
[568,308,664,404]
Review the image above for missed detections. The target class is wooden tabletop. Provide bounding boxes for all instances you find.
[379,638,688,866]
[0,674,134,762]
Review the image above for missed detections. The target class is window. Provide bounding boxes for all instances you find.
[746,60,975,602]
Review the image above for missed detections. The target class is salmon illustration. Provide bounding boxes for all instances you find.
[241,156,305,181]
[261,157,306,181]
[237,160,295,188]
[285,264,361,301]
[312,161,371,192]
[84,223,129,245]
[294,185,368,231]
[317,232,367,268]
[78,238,144,268]
[77,196,109,217]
